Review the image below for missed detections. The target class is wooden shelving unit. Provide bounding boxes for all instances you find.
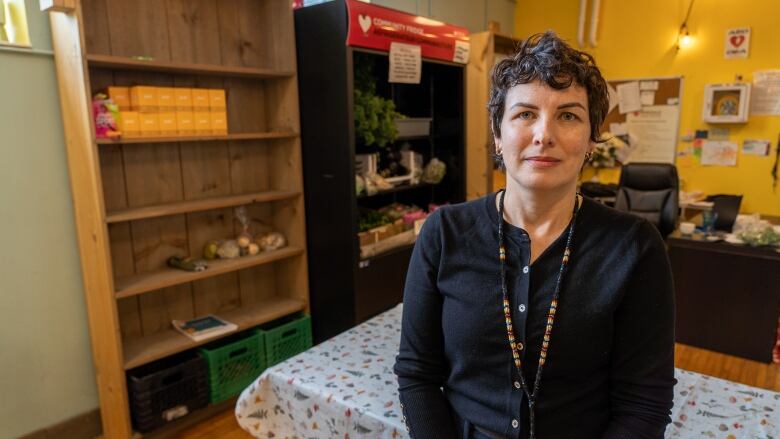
[123,297,307,369]
[466,31,521,199]
[105,190,300,223]
[96,131,298,145]
[86,54,295,78]
[115,246,304,298]
[45,1,309,438]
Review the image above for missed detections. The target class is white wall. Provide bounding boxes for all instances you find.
[0,1,98,437]
[0,0,516,436]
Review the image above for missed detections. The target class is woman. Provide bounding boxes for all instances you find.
[394,31,675,439]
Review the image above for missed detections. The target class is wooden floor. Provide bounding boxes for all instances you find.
[173,343,780,438]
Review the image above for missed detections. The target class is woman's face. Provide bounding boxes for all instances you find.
[495,80,593,194]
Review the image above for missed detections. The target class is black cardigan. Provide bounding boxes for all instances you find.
[394,193,676,439]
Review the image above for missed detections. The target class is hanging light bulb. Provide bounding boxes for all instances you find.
[679,26,693,48]
[676,0,696,51]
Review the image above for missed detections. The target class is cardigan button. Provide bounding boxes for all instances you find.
[518,304,526,312]
[517,342,524,350]
[514,381,521,389]
[512,419,519,428]
[522,266,529,274]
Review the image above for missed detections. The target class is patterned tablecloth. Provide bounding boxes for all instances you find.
[236,304,780,438]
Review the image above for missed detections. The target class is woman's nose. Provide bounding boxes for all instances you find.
[532,116,555,146]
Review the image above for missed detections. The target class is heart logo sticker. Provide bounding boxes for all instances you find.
[358,14,371,34]
[724,28,750,59]
[730,35,745,47]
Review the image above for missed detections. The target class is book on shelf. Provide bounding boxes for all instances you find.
[172,315,238,342]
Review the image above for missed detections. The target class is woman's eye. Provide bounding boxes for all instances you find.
[561,112,579,121]
[516,111,534,120]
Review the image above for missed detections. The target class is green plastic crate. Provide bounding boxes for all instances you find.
[258,313,312,367]
[198,331,266,403]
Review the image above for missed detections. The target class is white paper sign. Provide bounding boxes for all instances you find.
[702,140,738,166]
[453,40,470,64]
[640,91,655,106]
[607,83,618,114]
[616,81,642,114]
[725,28,750,59]
[742,139,771,156]
[389,42,422,84]
[625,105,680,164]
[750,70,780,115]
[639,81,659,91]
[609,122,628,136]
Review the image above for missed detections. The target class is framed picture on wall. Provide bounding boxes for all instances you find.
[702,83,751,123]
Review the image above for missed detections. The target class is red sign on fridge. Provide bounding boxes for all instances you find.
[345,0,470,64]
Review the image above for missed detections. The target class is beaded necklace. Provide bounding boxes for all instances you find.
[497,189,581,439]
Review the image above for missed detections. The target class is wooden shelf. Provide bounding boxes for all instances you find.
[123,297,307,369]
[106,190,300,223]
[58,1,309,436]
[115,246,305,298]
[87,54,295,79]
[97,131,298,145]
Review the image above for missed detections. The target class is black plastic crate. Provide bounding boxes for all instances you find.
[127,350,209,433]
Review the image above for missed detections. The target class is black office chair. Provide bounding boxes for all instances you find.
[706,194,743,232]
[614,163,679,238]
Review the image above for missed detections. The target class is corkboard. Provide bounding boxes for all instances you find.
[601,77,683,164]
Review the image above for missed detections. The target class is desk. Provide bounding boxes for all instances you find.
[667,232,780,363]
[235,304,780,438]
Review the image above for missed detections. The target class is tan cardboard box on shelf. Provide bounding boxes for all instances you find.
[130,86,158,113]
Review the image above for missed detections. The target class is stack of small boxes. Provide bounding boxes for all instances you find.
[108,86,228,138]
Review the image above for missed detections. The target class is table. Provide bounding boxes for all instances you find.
[667,232,780,362]
[236,304,780,438]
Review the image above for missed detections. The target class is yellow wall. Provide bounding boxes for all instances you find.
[514,0,780,216]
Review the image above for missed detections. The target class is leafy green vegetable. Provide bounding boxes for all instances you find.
[358,209,391,232]
[353,56,402,148]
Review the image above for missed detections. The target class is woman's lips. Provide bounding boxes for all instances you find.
[524,156,561,168]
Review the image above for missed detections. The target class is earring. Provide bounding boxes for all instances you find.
[585,151,593,161]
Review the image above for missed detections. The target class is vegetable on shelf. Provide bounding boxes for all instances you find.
[358,209,391,232]
[167,256,208,272]
[353,55,403,148]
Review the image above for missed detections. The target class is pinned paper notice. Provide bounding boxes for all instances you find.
[702,140,738,166]
[710,127,730,140]
[750,70,780,115]
[639,81,659,91]
[453,40,470,64]
[607,83,618,114]
[743,139,771,156]
[616,81,641,114]
[625,105,679,164]
[609,122,628,136]
[640,91,655,106]
[389,42,422,84]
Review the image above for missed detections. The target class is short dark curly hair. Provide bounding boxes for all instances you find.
[489,31,610,164]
